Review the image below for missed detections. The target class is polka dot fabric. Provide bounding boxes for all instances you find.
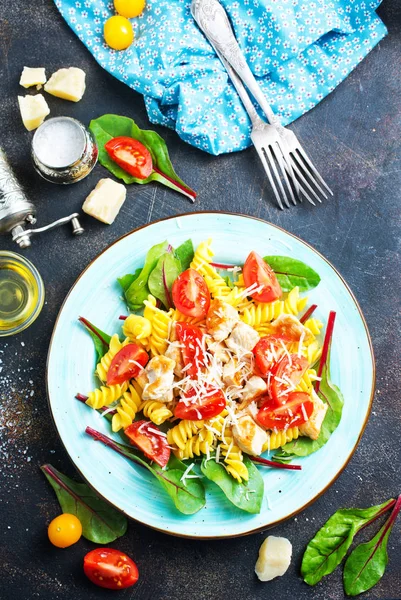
[54,0,386,155]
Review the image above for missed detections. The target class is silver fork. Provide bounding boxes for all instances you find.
[191,0,333,207]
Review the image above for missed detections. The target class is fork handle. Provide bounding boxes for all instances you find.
[191,0,281,128]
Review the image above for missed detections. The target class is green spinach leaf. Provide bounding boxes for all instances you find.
[264,255,321,292]
[201,455,263,514]
[302,500,395,585]
[41,464,127,544]
[175,239,194,271]
[89,115,196,200]
[79,317,112,363]
[124,240,169,310]
[148,250,181,309]
[274,351,343,460]
[118,267,142,294]
[85,427,205,515]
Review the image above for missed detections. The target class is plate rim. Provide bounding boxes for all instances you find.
[46,211,375,539]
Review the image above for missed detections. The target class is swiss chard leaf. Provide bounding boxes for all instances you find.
[85,428,205,515]
[41,464,127,544]
[343,495,401,596]
[118,267,143,294]
[301,500,395,586]
[124,240,169,310]
[79,317,112,363]
[201,455,263,514]
[274,351,343,460]
[175,239,194,271]
[148,250,181,309]
[264,256,321,292]
[89,115,196,200]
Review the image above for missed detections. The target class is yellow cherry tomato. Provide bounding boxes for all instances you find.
[114,0,146,18]
[48,513,82,548]
[104,16,134,51]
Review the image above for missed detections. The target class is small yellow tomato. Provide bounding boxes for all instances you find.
[104,15,134,51]
[114,0,146,19]
[48,513,82,548]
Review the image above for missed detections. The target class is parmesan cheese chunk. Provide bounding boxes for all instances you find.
[44,67,86,102]
[19,67,47,88]
[82,178,127,225]
[255,536,292,582]
[18,94,50,131]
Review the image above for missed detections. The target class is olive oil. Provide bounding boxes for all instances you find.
[0,252,44,336]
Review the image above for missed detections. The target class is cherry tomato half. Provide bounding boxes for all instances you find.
[175,386,226,421]
[253,334,291,376]
[104,16,134,51]
[243,251,282,303]
[172,268,210,318]
[105,136,153,180]
[175,322,206,379]
[270,354,309,405]
[84,548,139,590]
[114,0,146,18]
[107,343,149,386]
[256,392,314,430]
[48,513,82,548]
[124,420,170,467]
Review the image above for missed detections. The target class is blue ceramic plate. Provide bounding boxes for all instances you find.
[47,213,374,538]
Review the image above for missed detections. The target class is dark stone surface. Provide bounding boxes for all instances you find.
[0,1,400,599]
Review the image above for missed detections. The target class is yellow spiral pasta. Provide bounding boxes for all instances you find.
[173,429,214,460]
[240,287,307,330]
[204,273,234,300]
[96,334,129,382]
[111,382,143,432]
[170,309,206,327]
[141,400,173,426]
[304,317,324,336]
[122,315,152,348]
[143,295,173,356]
[219,426,249,483]
[296,368,318,394]
[304,340,322,365]
[86,382,128,410]
[190,238,217,279]
[167,419,205,450]
[262,427,300,452]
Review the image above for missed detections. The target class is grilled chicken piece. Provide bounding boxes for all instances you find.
[206,299,239,342]
[207,340,230,364]
[141,355,175,402]
[223,359,243,388]
[165,341,184,377]
[232,415,268,456]
[269,314,314,343]
[225,321,260,354]
[299,389,328,440]
[242,376,267,402]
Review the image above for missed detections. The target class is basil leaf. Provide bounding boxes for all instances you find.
[118,267,143,294]
[85,428,205,515]
[302,500,395,585]
[201,455,263,514]
[89,115,195,200]
[274,351,343,460]
[148,250,181,309]
[264,256,321,292]
[79,317,112,363]
[41,464,127,544]
[124,240,169,310]
[175,239,194,271]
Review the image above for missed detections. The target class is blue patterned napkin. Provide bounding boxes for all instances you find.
[54,0,386,155]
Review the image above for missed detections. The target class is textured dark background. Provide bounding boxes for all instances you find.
[0,1,400,599]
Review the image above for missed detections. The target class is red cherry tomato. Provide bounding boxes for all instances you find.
[256,392,314,430]
[105,136,153,180]
[175,322,206,378]
[253,334,291,376]
[172,268,210,318]
[270,354,309,405]
[107,343,149,386]
[124,420,170,467]
[175,386,226,420]
[84,548,139,590]
[243,251,282,303]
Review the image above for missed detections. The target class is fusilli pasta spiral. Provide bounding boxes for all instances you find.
[96,334,129,383]
[219,426,249,483]
[111,382,143,432]
[122,315,152,348]
[86,382,128,410]
[190,238,216,279]
[304,317,324,336]
[167,419,204,450]
[143,295,173,355]
[262,427,300,452]
[241,287,307,330]
[173,429,214,460]
[141,400,173,426]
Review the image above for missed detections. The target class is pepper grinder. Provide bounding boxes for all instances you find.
[0,147,84,248]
